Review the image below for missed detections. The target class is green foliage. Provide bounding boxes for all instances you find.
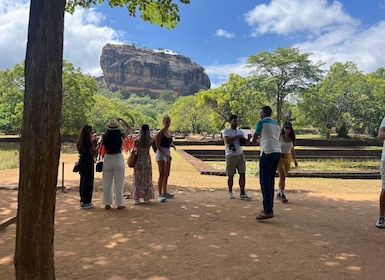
[246,46,324,124]
[0,62,97,135]
[66,0,190,29]
[61,62,97,135]
[196,74,267,130]
[364,67,385,136]
[3,47,385,138]
[160,90,176,102]
[299,62,369,138]
[0,64,24,134]
[90,95,123,133]
[170,95,215,133]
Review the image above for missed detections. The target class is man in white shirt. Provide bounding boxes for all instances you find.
[222,115,252,200]
[252,106,282,220]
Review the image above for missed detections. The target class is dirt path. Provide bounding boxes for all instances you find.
[1,152,385,279]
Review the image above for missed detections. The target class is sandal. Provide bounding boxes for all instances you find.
[256,213,274,220]
[105,205,111,209]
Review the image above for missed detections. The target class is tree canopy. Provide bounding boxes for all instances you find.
[246,46,324,124]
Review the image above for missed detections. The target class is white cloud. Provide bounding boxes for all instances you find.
[241,0,385,77]
[245,0,358,36]
[63,8,124,76]
[297,20,385,73]
[0,0,123,76]
[0,0,29,69]
[215,28,234,39]
[204,58,249,88]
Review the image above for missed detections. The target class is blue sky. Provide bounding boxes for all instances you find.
[1,0,385,87]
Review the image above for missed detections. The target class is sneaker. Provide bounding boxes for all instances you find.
[228,192,234,199]
[164,193,174,199]
[277,193,288,203]
[134,199,140,205]
[80,203,94,210]
[157,196,166,202]
[144,199,150,204]
[240,194,252,200]
[376,216,385,228]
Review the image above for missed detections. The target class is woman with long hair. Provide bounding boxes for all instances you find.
[102,118,131,209]
[132,124,155,205]
[277,122,298,203]
[155,115,176,202]
[76,125,96,210]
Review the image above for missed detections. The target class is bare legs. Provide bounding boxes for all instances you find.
[227,175,234,192]
[228,173,246,194]
[157,160,171,197]
[380,189,385,216]
[278,168,287,192]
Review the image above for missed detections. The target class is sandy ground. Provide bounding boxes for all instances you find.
[1,153,385,280]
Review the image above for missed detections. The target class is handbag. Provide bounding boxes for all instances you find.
[96,161,103,172]
[127,149,137,168]
[73,162,80,173]
[73,154,82,173]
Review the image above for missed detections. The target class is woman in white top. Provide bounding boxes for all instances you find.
[277,122,298,203]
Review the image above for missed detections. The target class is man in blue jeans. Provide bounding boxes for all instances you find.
[252,106,282,220]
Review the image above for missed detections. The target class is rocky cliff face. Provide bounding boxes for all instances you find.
[99,44,211,96]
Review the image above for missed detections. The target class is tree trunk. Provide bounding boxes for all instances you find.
[15,0,65,279]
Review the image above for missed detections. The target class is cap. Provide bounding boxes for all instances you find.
[283,122,292,128]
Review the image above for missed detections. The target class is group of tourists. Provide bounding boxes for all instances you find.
[222,106,297,221]
[75,106,385,229]
[75,115,175,210]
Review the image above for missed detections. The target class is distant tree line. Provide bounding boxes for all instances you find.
[1,46,385,138]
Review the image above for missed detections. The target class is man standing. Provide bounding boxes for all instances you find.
[252,106,282,220]
[222,115,252,200]
[376,117,385,228]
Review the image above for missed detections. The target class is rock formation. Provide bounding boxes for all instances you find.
[99,44,211,96]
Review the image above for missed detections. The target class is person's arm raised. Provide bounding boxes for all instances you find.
[118,118,132,138]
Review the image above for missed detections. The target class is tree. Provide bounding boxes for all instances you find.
[61,62,97,135]
[197,74,267,130]
[15,1,189,279]
[15,2,66,279]
[159,89,176,102]
[364,68,385,136]
[0,64,24,134]
[0,62,97,135]
[299,62,368,138]
[171,95,200,133]
[246,46,324,124]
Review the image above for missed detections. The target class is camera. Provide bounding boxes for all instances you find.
[228,143,236,152]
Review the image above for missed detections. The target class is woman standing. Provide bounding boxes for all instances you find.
[76,125,96,210]
[102,118,131,209]
[155,115,176,202]
[132,124,155,205]
[277,122,298,203]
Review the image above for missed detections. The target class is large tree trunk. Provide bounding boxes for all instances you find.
[14,0,66,279]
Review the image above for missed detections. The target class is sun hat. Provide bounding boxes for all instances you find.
[107,119,120,130]
[283,122,292,128]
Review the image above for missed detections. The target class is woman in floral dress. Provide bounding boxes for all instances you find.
[132,124,155,204]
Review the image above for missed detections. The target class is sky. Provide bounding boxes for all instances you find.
[1,0,385,88]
